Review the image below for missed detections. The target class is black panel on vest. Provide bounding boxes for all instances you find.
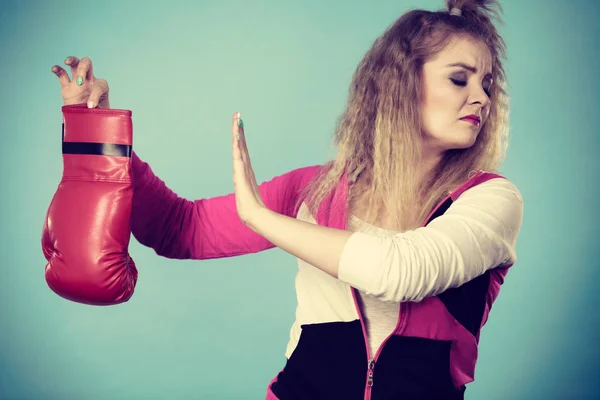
[438,272,491,338]
[426,194,492,338]
[373,335,466,399]
[271,320,367,400]
[429,197,453,222]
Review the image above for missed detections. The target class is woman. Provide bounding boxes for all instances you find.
[49,0,523,398]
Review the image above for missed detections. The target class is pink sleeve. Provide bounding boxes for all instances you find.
[130,152,320,260]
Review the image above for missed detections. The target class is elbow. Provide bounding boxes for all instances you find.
[132,197,200,260]
[367,238,467,303]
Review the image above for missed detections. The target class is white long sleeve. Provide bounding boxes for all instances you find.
[337,177,524,303]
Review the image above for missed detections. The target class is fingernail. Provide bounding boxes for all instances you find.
[87,101,94,108]
[76,76,84,86]
[237,133,240,141]
[65,57,72,63]
[237,117,244,129]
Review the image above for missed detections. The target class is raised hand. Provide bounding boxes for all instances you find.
[231,112,266,229]
[51,56,109,108]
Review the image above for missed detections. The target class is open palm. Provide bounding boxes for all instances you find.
[231,112,266,228]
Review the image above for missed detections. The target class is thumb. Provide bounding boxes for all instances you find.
[87,79,108,108]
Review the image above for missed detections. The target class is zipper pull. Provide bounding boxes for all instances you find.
[367,359,375,387]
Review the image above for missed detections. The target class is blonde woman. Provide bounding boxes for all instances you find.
[49,0,523,398]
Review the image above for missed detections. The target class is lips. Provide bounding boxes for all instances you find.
[460,115,481,126]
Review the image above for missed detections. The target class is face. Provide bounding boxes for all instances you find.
[420,36,493,158]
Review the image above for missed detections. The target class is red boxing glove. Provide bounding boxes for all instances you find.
[42,104,138,305]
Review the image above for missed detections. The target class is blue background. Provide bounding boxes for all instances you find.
[1,0,599,398]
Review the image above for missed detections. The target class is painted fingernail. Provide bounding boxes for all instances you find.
[65,57,72,63]
[238,117,244,128]
[76,76,83,86]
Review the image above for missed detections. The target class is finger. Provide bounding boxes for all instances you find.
[87,79,109,108]
[75,57,94,86]
[64,55,79,78]
[234,115,261,204]
[236,113,247,163]
[232,112,243,163]
[51,65,71,87]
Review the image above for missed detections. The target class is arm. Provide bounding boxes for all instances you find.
[250,177,524,302]
[131,152,320,260]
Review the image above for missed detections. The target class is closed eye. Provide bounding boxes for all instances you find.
[450,78,491,97]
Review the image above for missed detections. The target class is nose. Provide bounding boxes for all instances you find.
[469,85,491,109]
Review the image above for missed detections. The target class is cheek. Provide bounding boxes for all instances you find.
[423,91,459,135]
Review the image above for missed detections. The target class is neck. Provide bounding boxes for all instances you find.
[353,155,442,196]
[418,150,444,185]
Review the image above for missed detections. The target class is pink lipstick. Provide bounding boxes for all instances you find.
[460,114,480,126]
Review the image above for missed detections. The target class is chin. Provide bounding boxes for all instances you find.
[455,133,479,149]
[426,131,478,153]
[444,137,477,151]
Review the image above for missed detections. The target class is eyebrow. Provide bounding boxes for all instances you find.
[447,62,493,79]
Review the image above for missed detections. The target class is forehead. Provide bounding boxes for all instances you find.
[427,36,493,75]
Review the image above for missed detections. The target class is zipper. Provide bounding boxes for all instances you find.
[351,288,408,400]
[361,303,408,400]
[367,359,375,387]
[349,287,375,400]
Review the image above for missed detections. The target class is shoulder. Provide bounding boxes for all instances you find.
[447,175,524,240]
[459,175,523,205]
[452,171,522,201]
